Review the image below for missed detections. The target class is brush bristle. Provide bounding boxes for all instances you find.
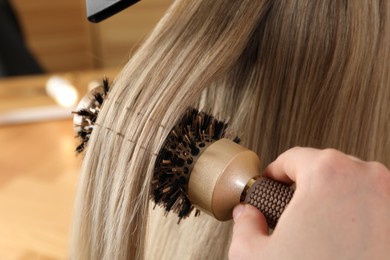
[73,78,110,154]
[152,108,238,222]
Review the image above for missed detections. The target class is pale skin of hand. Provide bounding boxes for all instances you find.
[229,147,390,260]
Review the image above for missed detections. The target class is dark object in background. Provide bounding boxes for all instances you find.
[0,0,43,77]
[86,0,140,23]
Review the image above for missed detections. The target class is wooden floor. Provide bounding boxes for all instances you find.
[0,69,118,259]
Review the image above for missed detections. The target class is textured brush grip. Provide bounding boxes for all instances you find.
[244,177,294,228]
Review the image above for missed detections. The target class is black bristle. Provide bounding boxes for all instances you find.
[78,130,88,139]
[178,195,193,218]
[74,109,94,118]
[165,188,181,212]
[152,107,232,222]
[94,93,104,105]
[102,77,110,95]
[76,142,85,153]
[213,121,226,140]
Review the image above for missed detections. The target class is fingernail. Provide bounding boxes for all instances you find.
[233,204,245,222]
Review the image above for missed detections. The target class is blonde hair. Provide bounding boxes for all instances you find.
[71,0,390,259]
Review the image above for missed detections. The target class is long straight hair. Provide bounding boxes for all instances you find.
[71,0,390,259]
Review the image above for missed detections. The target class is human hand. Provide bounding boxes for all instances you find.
[229,147,390,260]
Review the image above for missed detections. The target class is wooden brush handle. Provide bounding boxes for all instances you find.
[244,177,294,229]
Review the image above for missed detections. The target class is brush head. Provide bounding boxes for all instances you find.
[152,108,240,221]
[73,78,110,154]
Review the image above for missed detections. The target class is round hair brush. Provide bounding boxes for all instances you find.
[152,108,294,228]
[73,81,294,229]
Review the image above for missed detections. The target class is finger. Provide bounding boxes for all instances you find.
[232,204,269,238]
[230,204,269,259]
[263,147,322,184]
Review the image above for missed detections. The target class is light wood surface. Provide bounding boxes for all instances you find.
[0,120,79,260]
[0,69,119,259]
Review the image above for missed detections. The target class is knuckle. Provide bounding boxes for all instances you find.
[366,161,389,175]
[276,146,302,161]
[286,146,303,155]
[319,148,344,164]
[309,149,356,187]
[290,146,303,151]
[314,149,345,174]
[366,161,390,194]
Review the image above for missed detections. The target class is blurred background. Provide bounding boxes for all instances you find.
[0,0,171,259]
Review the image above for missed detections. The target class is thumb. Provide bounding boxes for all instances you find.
[232,204,269,237]
[229,204,269,259]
